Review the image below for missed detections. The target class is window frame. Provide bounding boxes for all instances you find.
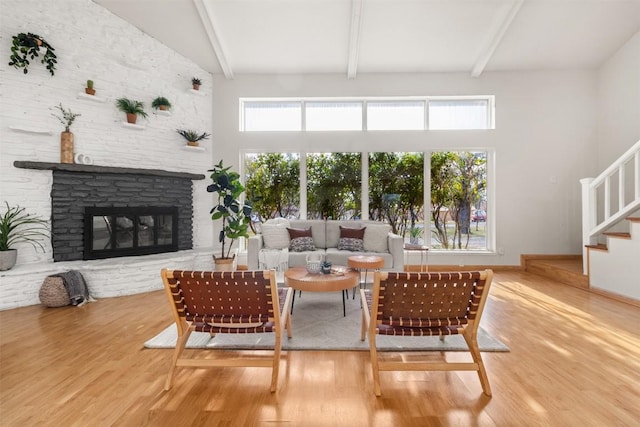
[239,96,495,132]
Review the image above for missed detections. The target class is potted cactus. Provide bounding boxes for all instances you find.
[85,80,95,95]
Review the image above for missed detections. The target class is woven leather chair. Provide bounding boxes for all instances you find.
[160,269,293,392]
[360,270,494,397]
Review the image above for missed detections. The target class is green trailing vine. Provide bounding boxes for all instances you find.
[8,32,57,76]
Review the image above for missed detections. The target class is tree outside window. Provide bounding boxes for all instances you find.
[306,153,361,220]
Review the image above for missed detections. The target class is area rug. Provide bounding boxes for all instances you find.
[145,290,509,352]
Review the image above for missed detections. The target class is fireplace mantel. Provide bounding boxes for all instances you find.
[14,161,205,181]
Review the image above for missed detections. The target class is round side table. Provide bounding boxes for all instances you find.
[347,255,385,298]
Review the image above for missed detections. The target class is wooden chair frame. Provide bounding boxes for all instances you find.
[160,269,293,392]
[361,270,494,397]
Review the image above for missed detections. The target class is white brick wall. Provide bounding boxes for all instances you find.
[0,0,216,309]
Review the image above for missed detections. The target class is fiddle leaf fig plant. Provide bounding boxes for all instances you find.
[207,160,253,260]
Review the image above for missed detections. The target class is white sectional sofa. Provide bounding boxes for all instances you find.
[247,219,404,271]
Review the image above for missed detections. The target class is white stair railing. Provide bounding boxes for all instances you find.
[581,139,640,274]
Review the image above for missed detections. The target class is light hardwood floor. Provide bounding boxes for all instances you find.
[1,270,639,426]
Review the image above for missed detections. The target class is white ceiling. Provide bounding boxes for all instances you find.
[94,0,640,79]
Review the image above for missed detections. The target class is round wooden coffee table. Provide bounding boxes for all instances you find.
[347,255,385,298]
[284,266,359,317]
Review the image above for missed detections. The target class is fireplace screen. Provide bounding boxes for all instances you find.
[84,207,178,259]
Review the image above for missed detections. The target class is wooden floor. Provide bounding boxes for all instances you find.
[1,270,639,426]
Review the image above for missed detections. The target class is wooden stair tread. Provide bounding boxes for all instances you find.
[603,232,631,238]
[586,243,607,251]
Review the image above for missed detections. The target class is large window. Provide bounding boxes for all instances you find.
[240,96,494,131]
[307,153,361,219]
[244,150,491,252]
[430,151,487,250]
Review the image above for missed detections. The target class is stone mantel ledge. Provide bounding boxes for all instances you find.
[13,161,205,181]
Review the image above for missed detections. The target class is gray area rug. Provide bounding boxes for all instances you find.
[145,290,509,352]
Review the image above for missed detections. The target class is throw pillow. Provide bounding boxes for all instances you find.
[363,223,391,252]
[261,222,290,249]
[337,226,365,252]
[288,227,316,252]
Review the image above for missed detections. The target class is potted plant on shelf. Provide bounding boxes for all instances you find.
[151,96,171,111]
[85,80,95,96]
[207,160,253,270]
[8,32,57,76]
[52,103,81,164]
[0,202,49,271]
[176,128,210,147]
[115,98,148,124]
[191,77,202,91]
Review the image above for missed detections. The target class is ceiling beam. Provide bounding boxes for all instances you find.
[347,0,364,79]
[471,0,524,78]
[193,0,234,79]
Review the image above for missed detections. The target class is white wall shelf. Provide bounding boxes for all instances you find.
[181,145,205,152]
[76,92,107,103]
[121,122,146,130]
[154,109,172,116]
[188,89,206,96]
[9,125,53,135]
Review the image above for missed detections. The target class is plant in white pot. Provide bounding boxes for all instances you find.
[207,160,253,270]
[0,202,49,271]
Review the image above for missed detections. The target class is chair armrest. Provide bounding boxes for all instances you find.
[248,234,264,270]
[387,233,404,272]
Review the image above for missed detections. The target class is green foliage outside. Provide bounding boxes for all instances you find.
[244,151,486,250]
[245,153,300,221]
[431,152,486,249]
[307,153,361,220]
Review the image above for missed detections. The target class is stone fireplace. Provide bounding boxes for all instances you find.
[14,161,204,262]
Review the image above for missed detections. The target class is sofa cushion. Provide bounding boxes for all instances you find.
[326,220,364,248]
[363,223,391,253]
[289,220,327,249]
[261,220,291,249]
[288,227,317,252]
[337,226,365,251]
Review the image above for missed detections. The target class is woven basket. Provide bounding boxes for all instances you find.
[39,277,70,307]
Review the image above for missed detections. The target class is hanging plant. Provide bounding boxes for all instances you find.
[8,32,57,76]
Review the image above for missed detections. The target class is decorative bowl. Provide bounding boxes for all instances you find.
[306,261,322,274]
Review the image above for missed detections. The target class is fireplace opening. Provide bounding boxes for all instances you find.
[84,207,179,260]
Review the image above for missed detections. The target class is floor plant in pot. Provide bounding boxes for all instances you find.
[115,98,148,124]
[0,202,49,271]
[207,160,253,270]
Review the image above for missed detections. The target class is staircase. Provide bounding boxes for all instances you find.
[587,217,640,301]
[580,139,640,304]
